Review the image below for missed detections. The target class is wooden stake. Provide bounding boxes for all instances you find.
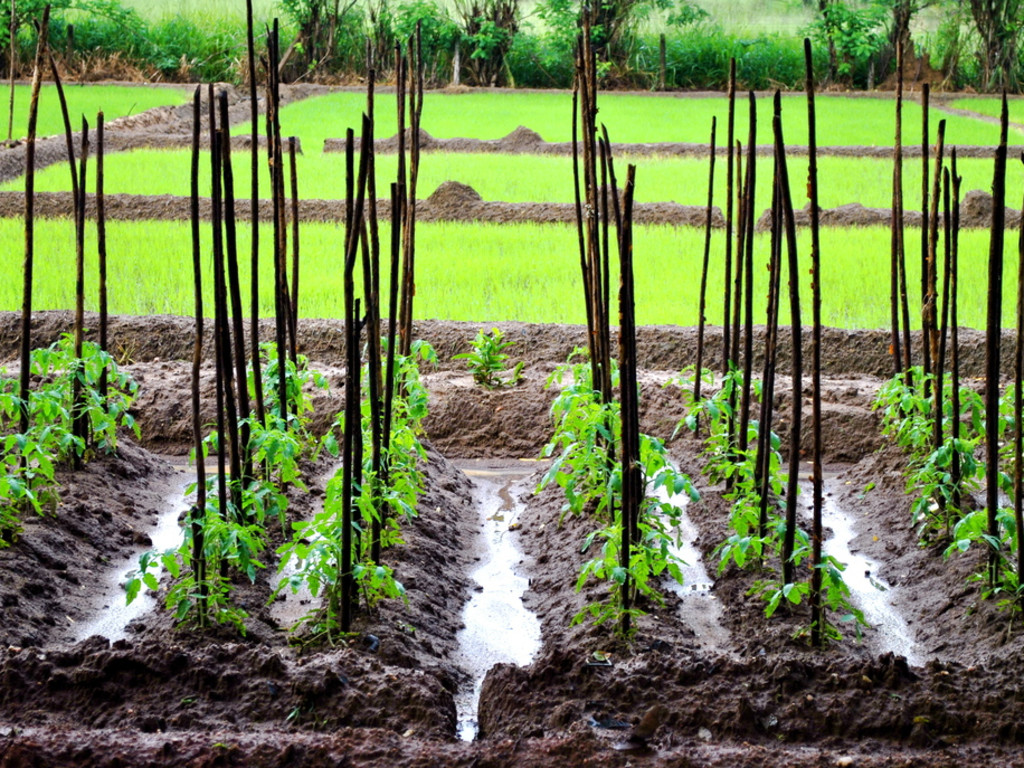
[188,87,208,627]
[723,59,736,372]
[245,0,265,428]
[97,111,108,403]
[805,37,825,647]
[693,116,716,435]
[984,94,1008,588]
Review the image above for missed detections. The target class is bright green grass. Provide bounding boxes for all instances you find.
[949,97,1024,126]
[6,148,1019,214]
[0,84,190,142]
[0,219,1015,331]
[255,91,1024,152]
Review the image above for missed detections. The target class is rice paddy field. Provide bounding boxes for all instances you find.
[0,85,1020,331]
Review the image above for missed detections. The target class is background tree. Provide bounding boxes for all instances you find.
[966,0,1023,90]
[279,0,361,75]
[454,0,519,86]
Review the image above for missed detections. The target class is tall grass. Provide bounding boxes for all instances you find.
[0,219,1015,331]
[116,0,280,23]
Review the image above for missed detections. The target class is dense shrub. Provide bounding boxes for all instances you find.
[8,0,1020,92]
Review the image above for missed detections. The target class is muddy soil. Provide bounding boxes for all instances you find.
[1,313,1024,767]
[0,180,1010,230]
[334,125,1023,159]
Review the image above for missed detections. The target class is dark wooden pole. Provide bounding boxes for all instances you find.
[773,91,802,589]
[97,111,108,403]
[245,0,265,428]
[950,153,963,515]
[219,91,253,493]
[71,116,89,458]
[693,116,716,434]
[617,164,639,638]
[805,37,825,647]
[288,135,300,365]
[984,93,1008,588]
[890,42,905,378]
[189,86,208,627]
[723,59,736,372]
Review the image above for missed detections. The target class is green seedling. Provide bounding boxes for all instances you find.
[455,327,524,389]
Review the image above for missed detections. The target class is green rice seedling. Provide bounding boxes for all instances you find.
[0,219,1020,330]
[0,84,189,142]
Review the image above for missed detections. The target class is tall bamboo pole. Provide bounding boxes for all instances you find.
[71,117,89,459]
[219,91,253,494]
[890,42,905,377]
[97,111,108,403]
[692,116,716,434]
[984,94,1008,588]
[245,0,264,428]
[773,91,802,589]
[723,59,736,372]
[188,86,208,627]
[950,152,963,515]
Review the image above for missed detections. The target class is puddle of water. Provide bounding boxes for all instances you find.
[268,466,341,630]
[71,472,191,643]
[453,463,542,742]
[803,483,921,665]
[652,473,733,655]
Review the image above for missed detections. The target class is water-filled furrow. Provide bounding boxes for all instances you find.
[653,470,733,654]
[71,470,191,642]
[453,461,542,742]
[800,480,921,665]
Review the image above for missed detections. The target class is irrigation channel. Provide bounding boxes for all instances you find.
[452,459,542,741]
[69,467,192,643]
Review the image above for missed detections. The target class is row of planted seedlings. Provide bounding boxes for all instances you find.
[1,6,138,546]
[872,68,1024,621]
[114,12,439,640]
[673,37,1024,646]
[535,16,701,640]
[532,31,852,647]
[670,43,849,646]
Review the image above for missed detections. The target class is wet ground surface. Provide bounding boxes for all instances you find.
[2,314,1024,766]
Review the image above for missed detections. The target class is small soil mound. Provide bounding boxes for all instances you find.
[959,188,1023,229]
[501,125,544,150]
[427,180,484,206]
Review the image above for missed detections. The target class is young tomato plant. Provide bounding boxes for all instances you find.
[0,336,138,545]
[874,367,985,544]
[674,367,865,643]
[540,350,699,638]
[944,507,1023,616]
[454,327,524,389]
[274,340,435,640]
[250,341,330,436]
